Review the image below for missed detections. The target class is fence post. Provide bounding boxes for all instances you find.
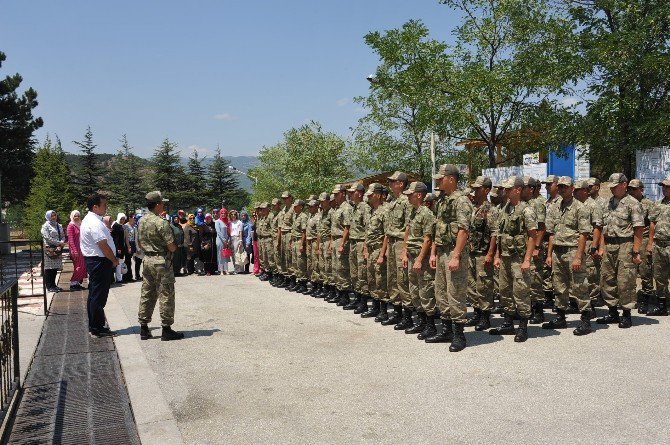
[11,282,19,385]
[41,242,48,316]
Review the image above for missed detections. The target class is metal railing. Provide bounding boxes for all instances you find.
[0,241,47,316]
[0,281,19,427]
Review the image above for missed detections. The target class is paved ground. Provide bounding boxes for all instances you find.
[109,274,670,445]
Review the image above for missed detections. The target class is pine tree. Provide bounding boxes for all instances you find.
[185,148,206,208]
[72,126,101,198]
[206,146,241,210]
[104,134,148,213]
[150,138,187,207]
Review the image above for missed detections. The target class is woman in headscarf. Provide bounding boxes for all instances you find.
[198,213,219,275]
[183,213,200,275]
[170,214,185,277]
[195,207,206,226]
[41,210,66,292]
[111,213,127,283]
[240,210,253,274]
[133,214,144,280]
[215,208,231,275]
[229,210,243,274]
[66,210,87,290]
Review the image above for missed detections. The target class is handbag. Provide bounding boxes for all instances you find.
[44,224,63,259]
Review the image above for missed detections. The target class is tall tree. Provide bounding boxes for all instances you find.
[104,134,148,213]
[206,145,244,210]
[183,148,207,207]
[72,126,102,197]
[0,50,43,205]
[150,138,188,206]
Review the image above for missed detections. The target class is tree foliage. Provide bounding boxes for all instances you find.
[103,134,149,213]
[205,145,247,210]
[149,138,188,207]
[72,126,102,197]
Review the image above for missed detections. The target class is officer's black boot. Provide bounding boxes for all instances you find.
[542,308,567,329]
[647,297,668,316]
[618,309,633,329]
[475,310,491,331]
[336,290,349,306]
[596,306,620,324]
[637,290,648,314]
[161,326,185,341]
[354,295,368,314]
[489,313,515,335]
[465,308,482,327]
[573,311,593,336]
[529,302,545,324]
[140,323,152,340]
[361,299,380,318]
[425,318,453,343]
[405,311,427,334]
[394,308,414,330]
[449,322,466,352]
[418,315,437,340]
[514,318,529,342]
[381,304,403,325]
[344,293,360,310]
[374,301,389,322]
[543,291,555,309]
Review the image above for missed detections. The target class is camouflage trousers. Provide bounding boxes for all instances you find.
[585,247,601,303]
[366,244,388,301]
[291,239,307,280]
[260,237,274,272]
[138,257,176,326]
[307,239,319,282]
[434,245,469,323]
[552,246,589,312]
[467,253,495,311]
[531,250,546,304]
[332,237,351,291]
[542,240,553,294]
[319,240,333,285]
[499,254,532,319]
[653,241,670,299]
[387,238,410,307]
[408,249,436,316]
[349,239,368,294]
[638,238,654,297]
[600,240,636,310]
[279,231,292,275]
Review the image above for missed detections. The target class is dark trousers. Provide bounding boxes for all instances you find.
[134,256,143,279]
[85,256,113,333]
[244,245,253,273]
[44,269,58,288]
[124,252,134,280]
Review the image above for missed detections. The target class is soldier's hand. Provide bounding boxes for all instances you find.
[401,254,408,269]
[363,250,368,260]
[494,257,500,269]
[647,245,653,257]
[571,258,582,272]
[448,256,460,272]
[545,256,552,268]
[632,254,642,265]
[521,259,531,272]
[299,245,304,253]
[338,244,344,254]
[412,259,422,273]
[484,253,493,265]
[429,255,437,269]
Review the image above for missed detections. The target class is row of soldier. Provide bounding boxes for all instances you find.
[250,165,670,352]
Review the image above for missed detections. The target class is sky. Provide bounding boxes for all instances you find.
[1,0,464,160]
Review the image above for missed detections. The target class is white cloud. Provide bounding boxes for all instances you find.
[336,97,349,107]
[213,113,236,121]
[560,97,580,108]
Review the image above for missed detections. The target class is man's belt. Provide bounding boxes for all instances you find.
[553,245,575,254]
[604,236,633,244]
[144,252,163,256]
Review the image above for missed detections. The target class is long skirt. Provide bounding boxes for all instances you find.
[216,240,230,272]
[71,253,87,284]
[252,240,260,274]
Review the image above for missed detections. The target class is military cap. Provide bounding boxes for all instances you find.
[522,176,535,187]
[544,175,558,184]
[588,177,601,186]
[332,184,347,194]
[424,193,436,203]
[281,191,292,198]
[464,187,474,196]
[471,176,492,188]
[607,173,628,187]
[387,171,408,182]
[368,182,385,194]
[307,194,318,201]
[318,192,330,201]
[347,182,365,192]
[293,199,305,207]
[490,187,499,198]
[259,202,269,209]
[574,179,590,189]
[557,176,573,186]
[432,164,460,180]
[253,202,260,209]
[307,199,319,207]
[504,176,524,189]
[627,179,644,189]
[271,198,280,205]
[403,181,429,195]
[658,176,670,186]
[145,191,168,203]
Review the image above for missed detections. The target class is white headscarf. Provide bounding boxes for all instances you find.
[116,213,127,224]
[70,210,81,226]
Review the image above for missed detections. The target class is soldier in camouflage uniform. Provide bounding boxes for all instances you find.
[330,184,353,305]
[427,164,472,352]
[542,175,561,308]
[256,202,271,280]
[317,193,334,299]
[344,183,371,313]
[289,200,309,293]
[465,176,497,332]
[424,192,436,212]
[269,198,282,286]
[543,178,593,335]
[489,177,538,343]
[305,199,321,295]
[137,191,184,341]
[276,192,295,288]
[587,178,608,306]
[627,180,655,313]
[490,185,505,311]
[362,183,389,320]
[401,181,437,339]
[647,176,670,316]
[581,180,604,311]
[527,177,547,324]
[596,173,644,329]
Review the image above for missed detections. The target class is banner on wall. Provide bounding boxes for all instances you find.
[482,163,549,197]
[636,147,670,202]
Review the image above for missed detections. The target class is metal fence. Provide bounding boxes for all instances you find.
[0,281,19,427]
[0,241,47,316]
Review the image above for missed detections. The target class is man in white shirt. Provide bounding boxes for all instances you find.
[80,193,120,337]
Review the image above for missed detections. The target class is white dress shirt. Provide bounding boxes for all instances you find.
[80,211,115,257]
[230,220,243,237]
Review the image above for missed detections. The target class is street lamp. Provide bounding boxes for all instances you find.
[228,165,258,185]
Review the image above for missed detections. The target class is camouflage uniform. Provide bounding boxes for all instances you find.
[291,207,308,281]
[650,197,670,309]
[278,204,295,276]
[348,199,371,295]
[366,202,388,302]
[637,195,654,299]
[270,205,280,274]
[583,196,604,304]
[467,200,497,312]
[306,207,321,282]
[530,194,547,306]
[137,212,176,326]
[406,204,437,315]
[318,205,333,288]
[331,200,352,291]
[385,194,411,307]
[543,194,562,296]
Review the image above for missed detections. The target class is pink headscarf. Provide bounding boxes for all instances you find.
[219,207,230,234]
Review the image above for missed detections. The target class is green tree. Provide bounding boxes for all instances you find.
[250,122,351,203]
[206,145,246,210]
[24,135,76,239]
[0,50,43,206]
[72,126,102,197]
[149,138,188,207]
[104,134,148,213]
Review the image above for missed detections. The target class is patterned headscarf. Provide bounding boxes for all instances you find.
[45,210,57,227]
[187,213,197,228]
[195,207,205,225]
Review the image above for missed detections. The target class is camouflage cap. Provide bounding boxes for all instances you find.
[557,176,573,186]
[331,184,347,194]
[587,177,601,186]
[145,191,168,203]
[424,193,436,203]
[271,198,280,206]
[259,202,269,209]
[307,199,319,207]
[627,179,644,189]
[432,164,460,180]
[544,175,558,184]
[658,176,670,186]
[608,173,628,187]
[293,199,305,207]
[281,191,292,198]
[318,192,330,201]
[471,176,492,188]
[402,181,429,195]
[253,202,261,209]
[573,179,590,190]
[387,171,408,182]
[522,176,535,187]
[347,182,365,192]
[307,194,318,201]
[490,187,499,198]
[504,176,524,189]
[367,182,385,194]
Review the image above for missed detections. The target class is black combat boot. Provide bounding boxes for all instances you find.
[475,310,491,331]
[618,309,632,329]
[405,311,427,334]
[529,302,545,324]
[489,313,515,335]
[647,298,668,316]
[637,290,648,314]
[336,290,350,306]
[566,298,580,314]
[354,295,368,314]
[449,322,466,352]
[381,304,403,326]
[542,308,567,329]
[289,277,300,292]
[140,323,152,340]
[161,326,185,341]
[465,308,482,327]
[326,287,339,303]
[361,299,380,318]
[573,311,593,336]
[491,304,505,315]
[543,291,555,309]
[374,301,389,322]
[514,318,529,342]
[344,293,360,310]
[596,306,620,324]
[296,280,308,294]
[592,293,606,307]
[425,318,453,343]
[278,275,289,288]
[418,315,437,340]
[394,308,414,330]
[589,301,598,319]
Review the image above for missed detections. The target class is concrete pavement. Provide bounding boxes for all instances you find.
[108,274,670,445]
